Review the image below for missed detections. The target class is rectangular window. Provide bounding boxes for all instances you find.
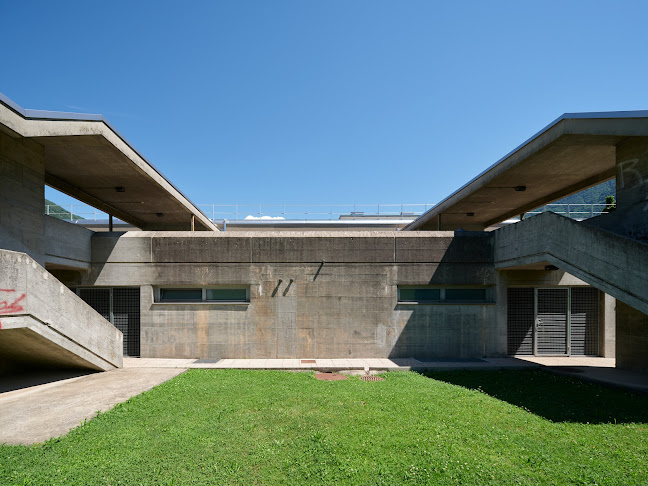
[445,288,487,302]
[157,287,249,303]
[206,288,248,302]
[398,288,441,303]
[398,286,491,304]
[160,288,203,302]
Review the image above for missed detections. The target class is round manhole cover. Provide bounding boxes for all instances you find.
[359,375,384,382]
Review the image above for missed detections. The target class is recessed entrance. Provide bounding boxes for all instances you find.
[77,287,141,357]
[508,287,599,356]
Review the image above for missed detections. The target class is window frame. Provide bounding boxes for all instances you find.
[397,286,493,305]
[154,286,250,305]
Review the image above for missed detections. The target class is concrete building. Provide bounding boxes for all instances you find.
[1,93,647,373]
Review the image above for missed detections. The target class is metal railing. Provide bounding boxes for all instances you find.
[43,202,614,223]
[45,204,109,221]
[195,204,435,221]
[525,203,612,219]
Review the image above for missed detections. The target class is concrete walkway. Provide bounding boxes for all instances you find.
[0,367,185,445]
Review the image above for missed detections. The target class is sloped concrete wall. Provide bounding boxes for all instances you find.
[79,231,498,359]
[44,215,93,270]
[0,249,122,371]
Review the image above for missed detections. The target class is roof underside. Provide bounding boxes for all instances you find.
[0,93,217,231]
[406,114,648,231]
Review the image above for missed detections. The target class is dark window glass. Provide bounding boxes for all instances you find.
[445,288,487,302]
[399,288,441,302]
[160,288,202,302]
[206,288,248,302]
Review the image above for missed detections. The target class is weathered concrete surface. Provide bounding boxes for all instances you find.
[494,211,648,315]
[0,130,45,265]
[0,367,185,445]
[616,301,648,372]
[0,249,122,371]
[44,215,92,270]
[588,137,648,242]
[68,231,499,360]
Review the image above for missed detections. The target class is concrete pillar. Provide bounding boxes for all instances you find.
[616,301,648,372]
[0,131,46,265]
[600,293,616,358]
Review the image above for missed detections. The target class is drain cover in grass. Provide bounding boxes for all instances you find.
[359,375,384,382]
[315,372,347,381]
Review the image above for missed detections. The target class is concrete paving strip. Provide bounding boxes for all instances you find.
[0,367,186,445]
[124,356,542,370]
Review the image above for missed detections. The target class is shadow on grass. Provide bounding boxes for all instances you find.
[421,369,648,424]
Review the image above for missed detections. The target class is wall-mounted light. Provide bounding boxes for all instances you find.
[515,186,527,192]
[544,265,558,271]
[115,186,126,192]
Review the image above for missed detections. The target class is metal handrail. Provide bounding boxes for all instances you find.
[44,202,613,222]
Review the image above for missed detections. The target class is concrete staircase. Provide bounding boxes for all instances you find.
[0,249,122,372]
[494,211,648,315]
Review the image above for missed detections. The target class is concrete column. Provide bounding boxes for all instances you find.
[600,293,616,358]
[616,301,648,372]
[0,131,46,265]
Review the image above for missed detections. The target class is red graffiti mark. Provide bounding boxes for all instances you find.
[0,289,26,315]
[0,320,2,329]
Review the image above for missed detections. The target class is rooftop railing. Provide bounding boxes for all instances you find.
[43,202,613,223]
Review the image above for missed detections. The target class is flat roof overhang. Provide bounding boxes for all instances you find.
[0,93,217,231]
[405,112,648,231]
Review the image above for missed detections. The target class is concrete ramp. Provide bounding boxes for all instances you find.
[494,212,648,315]
[0,249,122,372]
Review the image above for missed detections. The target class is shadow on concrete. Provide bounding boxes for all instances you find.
[390,231,494,360]
[0,369,97,394]
[421,368,648,424]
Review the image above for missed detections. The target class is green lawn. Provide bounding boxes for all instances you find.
[1,369,647,485]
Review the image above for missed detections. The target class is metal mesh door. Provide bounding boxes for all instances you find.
[78,288,110,321]
[507,288,534,355]
[113,288,141,357]
[536,288,568,355]
[570,287,599,356]
[78,287,141,357]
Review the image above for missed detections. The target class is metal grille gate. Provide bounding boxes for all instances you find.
[536,288,569,355]
[507,287,599,356]
[78,287,141,357]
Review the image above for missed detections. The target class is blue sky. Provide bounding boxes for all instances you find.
[4,1,648,209]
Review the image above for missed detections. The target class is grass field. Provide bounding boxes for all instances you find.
[1,369,647,485]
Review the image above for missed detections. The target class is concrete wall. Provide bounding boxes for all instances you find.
[0,249,122,372]
[73,231,499,359]
[44,215,93,270]
[0,130,45,265]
